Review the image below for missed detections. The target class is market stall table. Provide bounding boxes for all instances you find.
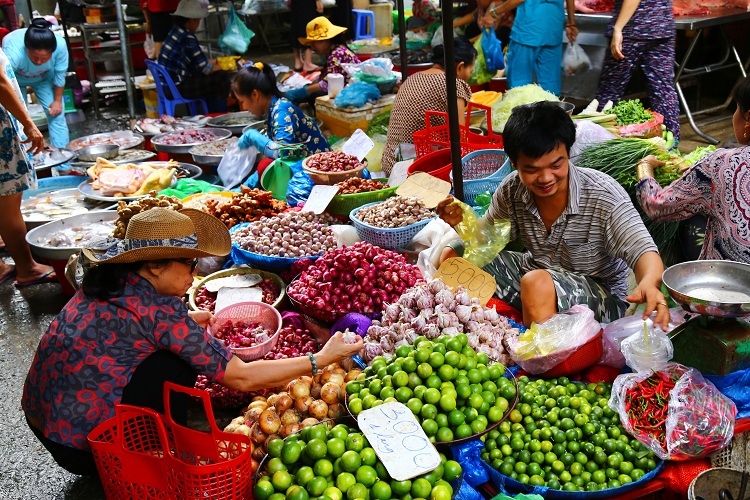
[574,8,750,144]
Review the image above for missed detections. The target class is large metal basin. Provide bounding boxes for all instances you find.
[662,260,750,318]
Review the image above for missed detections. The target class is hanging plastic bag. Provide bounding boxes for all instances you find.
[562,42,591,76]
[610,363,736,460]
[507,304,601,374]
[481,28,505,72]
[431,25,444,48]
[468,34,495,85]
[452,199,511,269]
[218,144,258,189]
[286,159,315,206]
[218,5,255,55]
[144,34,157,60]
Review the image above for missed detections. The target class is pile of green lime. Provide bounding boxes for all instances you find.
[253,423,462,500]
[482,376,660,492]
[346,334,517,443]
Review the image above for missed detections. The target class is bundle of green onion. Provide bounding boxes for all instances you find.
[573,137,667,192]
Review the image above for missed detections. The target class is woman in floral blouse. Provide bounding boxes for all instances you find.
[635,76,750,264]
[235,62,330,158]
[285,16,360,104]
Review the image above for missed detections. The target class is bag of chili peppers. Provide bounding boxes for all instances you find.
[610,363,737,460]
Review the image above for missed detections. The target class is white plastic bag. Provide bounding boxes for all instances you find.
[570,120,616,159]
[411,219,459,279]
[562,42,591,75]
[144,34,157,60]
[507,304,601,374]
[217,144,258,189]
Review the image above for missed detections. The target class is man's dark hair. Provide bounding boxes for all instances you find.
[734,75,750,115]
[502,101,576,164]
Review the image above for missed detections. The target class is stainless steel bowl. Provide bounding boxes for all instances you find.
[26,210,119,261]
[75,144,120,162]
[242,121,267,135]
[150,128,233,154]
[557,101,576,115]
[662,260,750,318]
[207,112,263,135]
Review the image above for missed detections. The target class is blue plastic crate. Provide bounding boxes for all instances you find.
[350,202,435,250]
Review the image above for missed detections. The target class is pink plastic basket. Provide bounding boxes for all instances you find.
[209,301,282,361]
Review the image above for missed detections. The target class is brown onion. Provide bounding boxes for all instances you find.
[264,434,281,449]
[280,409,301,426]
[309,399,329,420]
[252,395,267,403]
[280,423,300,438]
[326,372,345,387]
[295,395,313,414]
[344,369,362,382]
[244,406,265,423]
[328,403,344,419]
[250,421,268,444]
[252,445,266,462]
[258,409,281,435]
[275,393,293,414]
[321,382,341,405]
[266,394,279,407]
[248,400,268,411]
[288,379,311,399]
[310,382,323,399]
[299,376,313,388]
[300,417,320,428]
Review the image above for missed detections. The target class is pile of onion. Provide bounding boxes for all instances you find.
[287,241,423,319]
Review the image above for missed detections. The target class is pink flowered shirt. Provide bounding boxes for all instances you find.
[22,273,232,450]
[319,44,361,93]
[413,0,440,23]
[636,147,750,264]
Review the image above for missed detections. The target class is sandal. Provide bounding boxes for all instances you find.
[14,269,57,288]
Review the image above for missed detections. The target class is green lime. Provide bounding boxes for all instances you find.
[254,479,275,500]
[324,487,344,500]
[327,438,346,458]
[271,470,292,492]
[313,458,334,477]
[336,472,356,493]
[346,483,369,500]
[306,439,328,460]
[424,388,441,404]
[341,450,362,473]
[438,364,455,381]
[436,426,454,442]
[391,480,412,496]
[296,466,315,486]
[267,438,284,458]
[372,480,392,500]
[356,465,379,487]
[411,478,432,498]
[267,457,287,474]
[429,352,445,369]
[346,433,365,452]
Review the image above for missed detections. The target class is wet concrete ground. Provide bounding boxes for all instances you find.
[0,86,740,498]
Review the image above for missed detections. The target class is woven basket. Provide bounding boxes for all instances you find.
[302,154,366,185]
[188,267,286,312]
[710,422,750,470]
[350,202,435,250]
[327,183,397,216]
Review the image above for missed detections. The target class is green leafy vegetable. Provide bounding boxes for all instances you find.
[605,99,654,126]
[573,137,666,192]
[490,84,559,132]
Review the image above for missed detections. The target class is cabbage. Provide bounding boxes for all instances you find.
[490,84,559,132]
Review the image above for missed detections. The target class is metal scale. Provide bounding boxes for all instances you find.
[662,260,750,376]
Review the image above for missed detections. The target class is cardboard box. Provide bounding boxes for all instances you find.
[368,3,393,39]
[315,94,396,138]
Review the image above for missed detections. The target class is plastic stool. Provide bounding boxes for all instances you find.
[352,9,375,40]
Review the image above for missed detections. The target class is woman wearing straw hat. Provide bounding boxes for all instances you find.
[157,0,231,110]
[285,16,360,105]
[21,208,362,476]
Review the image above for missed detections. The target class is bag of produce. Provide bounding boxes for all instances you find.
[468,34,495,86]
[507,304,601,374]
[218,5,255,55]
[562,42,591,76]
[452,199,511,269]
[610,363,737,460]
[481,28,505,73]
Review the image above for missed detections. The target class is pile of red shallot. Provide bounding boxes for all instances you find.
[196,324,318,408]
[194,278,281,313]
[304,151,363,173]
[361,278,519,366]
[211,320,274,348]
[287,241,423,320]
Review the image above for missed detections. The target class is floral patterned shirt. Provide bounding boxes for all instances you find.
[636,147,750,264]
[0,47,34,196]
[319,45,360,93]
[267,96,330,156]
[22,273,232,450]
[477,1,515,31]
[413,0,440,23]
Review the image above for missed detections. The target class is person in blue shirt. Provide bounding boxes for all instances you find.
[234,63,330,158]
[487,0,578,95]
[2,18,69,148]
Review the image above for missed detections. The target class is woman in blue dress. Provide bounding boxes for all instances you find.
[0,47,56,288]
[2,19,69,148]
[234,63,330,158]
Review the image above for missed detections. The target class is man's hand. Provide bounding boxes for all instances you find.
[611,27,624,60]
[48,100,63,117]
[436,196,463,227]
[626,284,670,331]
[188,310,216,329]
[566,25,579,43]
[22,124,45,155]
[316,0,324,13]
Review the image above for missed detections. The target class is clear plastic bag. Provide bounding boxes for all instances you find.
[218,5,255,55]
[610,363,737,460]
[570,120,616,159]
[507,304,601,374]
[144,34,157,60]
[453,200,511,269]
[562,42,592,76]
[621,328,673,373]
[218,144,258,189]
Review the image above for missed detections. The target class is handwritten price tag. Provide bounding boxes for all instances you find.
[396,172,451,208]
[342,129,375,161]
[358,402,441,481]
[301,185,340,214]
[434,257,496,306]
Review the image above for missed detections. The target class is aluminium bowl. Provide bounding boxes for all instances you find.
[75,144,120,162]
[662,260,750,318]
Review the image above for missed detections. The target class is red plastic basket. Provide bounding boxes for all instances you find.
[413,103,503,157]
[540,329,604,378]
[88,383,254,500]
[407,148,453,182]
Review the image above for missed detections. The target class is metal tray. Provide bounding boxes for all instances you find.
[32,148,76,171]
[206,112,263,135]
[189,137,239,167]
[67,131,145,151]
[22,188,115,230]
[663,260,750,318]
[70,149,156,167]
[26,210,119,261]
[150,128,232,154]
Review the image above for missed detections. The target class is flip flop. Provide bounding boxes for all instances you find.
[0,266,16,285]
[14,270,57,288]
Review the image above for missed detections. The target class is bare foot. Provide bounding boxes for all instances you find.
[302,64,321,73]
[15,264,55,284]
[0,262,15,284]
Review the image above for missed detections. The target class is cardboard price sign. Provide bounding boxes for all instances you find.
[358,402,441,481]
[434,257,495,306]
[395,172,451,208]
[341,129,375,161]
[301,185,340,214]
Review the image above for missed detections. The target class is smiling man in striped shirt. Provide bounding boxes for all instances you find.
[438,101,670,330]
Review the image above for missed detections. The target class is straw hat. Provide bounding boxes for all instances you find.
[82,208,230,265]
[299,16,347,45]
[172,0,209,19]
